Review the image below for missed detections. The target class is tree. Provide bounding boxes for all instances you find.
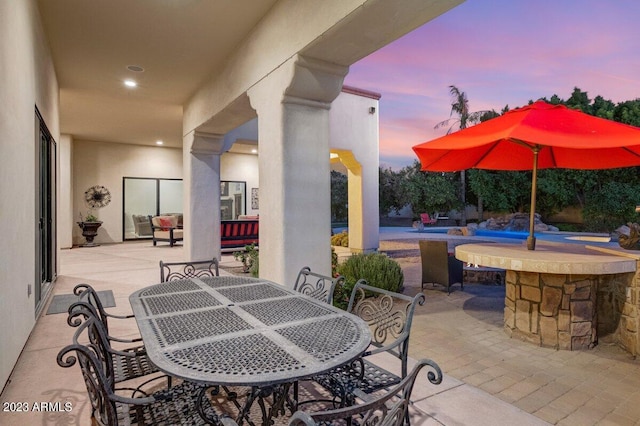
[468,169,531,213]
[583,181,640,232]
[399,161,459,217]
[434,85,492,225]
[330,170,348,222]
[379,167,404,216]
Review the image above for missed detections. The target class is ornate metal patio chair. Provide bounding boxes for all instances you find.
[290,359,441,426]
[57,314,237,426]
[72,283,146,348]
[293,266,343,304]
[419,239,463,294]
[159,258,219,282]
[309,281,438,410]
[291,267,345,408]
[67,299,161,386]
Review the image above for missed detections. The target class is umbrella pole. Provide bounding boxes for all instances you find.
[527,147,540,250]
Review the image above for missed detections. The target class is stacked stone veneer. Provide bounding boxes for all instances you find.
[464,268,504,285]
[504,267,640,354]
[597,268,640,355]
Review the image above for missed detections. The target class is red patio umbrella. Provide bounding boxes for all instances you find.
[412,100,640,250]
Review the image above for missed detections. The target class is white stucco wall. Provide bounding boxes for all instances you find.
[72,140,182,245]
[0,0,59,389]
[330,89,380,251]
[71,140,258,245]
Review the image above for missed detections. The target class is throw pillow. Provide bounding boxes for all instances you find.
[158,217,173,231]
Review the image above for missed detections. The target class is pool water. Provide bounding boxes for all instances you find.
[413,227,615,246]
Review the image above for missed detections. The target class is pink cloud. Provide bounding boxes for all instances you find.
[345,0,640,169]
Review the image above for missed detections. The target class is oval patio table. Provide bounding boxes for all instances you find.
[129,276,371,424]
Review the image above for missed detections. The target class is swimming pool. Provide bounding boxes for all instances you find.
[412,227,615,246]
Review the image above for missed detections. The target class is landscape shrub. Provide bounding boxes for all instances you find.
[331,230,349,247]
[333,252,403,310]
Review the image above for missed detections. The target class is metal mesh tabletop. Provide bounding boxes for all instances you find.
[140,291,222,316]
[130,277,371,386]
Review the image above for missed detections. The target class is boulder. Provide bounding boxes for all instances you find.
[478,213,558,232]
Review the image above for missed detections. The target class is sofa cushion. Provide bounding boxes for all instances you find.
[152,215,178,229]
[158,217,173,231]
[220,219,259,249]
[155,229,184,239]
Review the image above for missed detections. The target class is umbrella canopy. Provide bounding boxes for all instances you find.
[412,100,640,249]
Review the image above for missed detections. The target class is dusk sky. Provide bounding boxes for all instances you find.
[344,0,640,170]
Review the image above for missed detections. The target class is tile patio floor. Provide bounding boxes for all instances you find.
[1,231,639,425]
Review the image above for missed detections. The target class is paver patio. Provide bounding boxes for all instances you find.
[1,229,639,425]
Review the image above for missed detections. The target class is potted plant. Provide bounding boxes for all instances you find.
[233,243,259,276]
[77,211,103,247]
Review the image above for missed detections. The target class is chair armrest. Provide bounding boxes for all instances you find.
[104,311,135,320]
[108,335,143,344]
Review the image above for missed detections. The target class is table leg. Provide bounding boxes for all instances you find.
[236,383,295,426]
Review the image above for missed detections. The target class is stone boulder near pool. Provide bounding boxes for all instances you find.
[478,213,558,232]
[617,223,640,250]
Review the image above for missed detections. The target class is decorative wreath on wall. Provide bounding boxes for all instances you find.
[84,185,112,209]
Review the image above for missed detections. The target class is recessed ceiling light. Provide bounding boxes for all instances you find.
[251,149,257,154]
[127,65,144,72]
[124,79,137,88]
[156,140,163,145]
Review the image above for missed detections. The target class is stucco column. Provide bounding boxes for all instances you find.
[58,134,73,249]
[248,55,348,286]
[333,150,380,254]
[183,131,224,262]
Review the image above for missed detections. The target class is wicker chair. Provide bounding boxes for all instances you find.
[293,266,343,304]
[419,239,463,294]
[159,258,219,282]
[310,281,435,408]
[57,314,237,426]
[290,359,441,426]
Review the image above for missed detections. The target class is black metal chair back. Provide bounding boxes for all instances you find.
[289,359,442,426]
[72,283,141,345]
[58,312,234,426]
[347,280,425,380]
[293,266,343,304]
[67,297,161,385]
[72,283,117,335]
[58,314,120,425]
[160,258,219,282]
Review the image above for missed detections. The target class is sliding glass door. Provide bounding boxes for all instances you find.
[36,108,56,316]
[123,178,247,240]
[122,177,182,240]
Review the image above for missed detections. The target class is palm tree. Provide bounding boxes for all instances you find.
[434,85,491,225]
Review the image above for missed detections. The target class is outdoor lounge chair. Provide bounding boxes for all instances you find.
[159,258,219,282]
[420,213,437,226]
[290,359,442,426]
[149,214,183,246]
[309,281,435,410]
[293,266,343,304]
[419,239,463,294]
[57,314,236,426]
